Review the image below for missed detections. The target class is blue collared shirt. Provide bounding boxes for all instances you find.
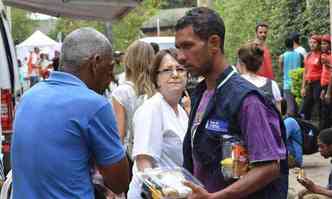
[11,71,124,199]
[284,117,303,166]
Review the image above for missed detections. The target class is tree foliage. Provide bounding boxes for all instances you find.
[48,18,106,41]
[290,68,304,105]
[46,0,162,50]
[111,0,161,51]
[11,8,38,44]
[215,0,268,63]
[214,0,330,82]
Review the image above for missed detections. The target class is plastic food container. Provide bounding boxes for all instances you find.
[137,167,203,199]
[220,140,249,180]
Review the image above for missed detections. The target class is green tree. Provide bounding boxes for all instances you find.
[214,0,268,63]
[11,8,38,44]
[214,0,330,82]
[48,18,106,41]
[111,0,161,51]
[267,0,329,57]
[290,68,304,105]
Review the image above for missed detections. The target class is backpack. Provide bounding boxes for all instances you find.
[259,79,274,103]
[294,118,319,155]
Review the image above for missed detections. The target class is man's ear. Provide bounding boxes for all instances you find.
[208,35,221,55]
[89,54,101,76]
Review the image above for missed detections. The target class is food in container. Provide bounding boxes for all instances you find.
[295,168,305,180]
[220,139,249,180]
[138,167,202,199]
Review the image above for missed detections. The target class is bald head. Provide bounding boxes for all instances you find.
[60,27,112,73]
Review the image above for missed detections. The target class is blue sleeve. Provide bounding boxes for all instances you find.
[283,118,293,139]
[284,118,302,144]
[284,117,303,165]
[87,103,125,166]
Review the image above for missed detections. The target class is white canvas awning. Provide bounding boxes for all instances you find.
[3,0,142,21]
[17,30,59,48]
[16,30,61,61]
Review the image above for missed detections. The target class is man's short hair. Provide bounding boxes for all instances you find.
[290,32,301,44]
[319,128,332,145]
[255,22,269,32]
[60,27,112,72]
[285,37,294,49]
[175,7,226,53]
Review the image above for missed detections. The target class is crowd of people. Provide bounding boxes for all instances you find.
[17,47,60,89]
[7,6,332,199]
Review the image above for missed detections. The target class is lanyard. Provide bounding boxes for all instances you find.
[191,66,237,148]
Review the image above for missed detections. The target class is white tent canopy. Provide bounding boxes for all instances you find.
[16,30,61,61]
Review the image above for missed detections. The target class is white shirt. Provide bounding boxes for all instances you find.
[241,74,282,102]
[295,46,307,58]
[127,92,188,199]
[111,81,146,159]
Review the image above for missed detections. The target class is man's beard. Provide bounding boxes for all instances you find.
[200,59,214,77]
[189,56,214,78]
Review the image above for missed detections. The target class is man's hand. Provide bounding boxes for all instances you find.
[297,177,319,193]
[320,90,326,100]
[301,88,306,97]
[183,181,214,199]
[297,189,311,199]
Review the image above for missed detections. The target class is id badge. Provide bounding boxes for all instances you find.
[205,119,229,134]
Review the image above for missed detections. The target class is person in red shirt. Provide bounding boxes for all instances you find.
[320,34,332,129]
[301,35,322,121]
[255,22,274,80]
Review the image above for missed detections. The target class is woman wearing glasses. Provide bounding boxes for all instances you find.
[127,49,189,198]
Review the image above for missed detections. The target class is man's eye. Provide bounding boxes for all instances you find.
[183,43,192,49]
[176,68,185,72]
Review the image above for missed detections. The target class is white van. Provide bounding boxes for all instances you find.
[139,36,175,50]
[0,0,20,176]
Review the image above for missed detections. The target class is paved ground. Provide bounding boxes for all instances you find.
[288,153,331,199]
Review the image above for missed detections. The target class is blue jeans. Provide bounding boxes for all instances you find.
[283,89,298,116]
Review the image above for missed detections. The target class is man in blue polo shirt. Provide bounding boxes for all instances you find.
[11,28,129,199]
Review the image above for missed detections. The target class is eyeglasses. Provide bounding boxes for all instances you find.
[157,66,187,76]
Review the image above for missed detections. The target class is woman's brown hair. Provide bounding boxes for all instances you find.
[237,42,264,73]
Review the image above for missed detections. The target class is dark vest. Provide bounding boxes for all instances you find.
[183,66,288,199]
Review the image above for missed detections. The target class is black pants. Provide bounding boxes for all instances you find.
[320,86,332,130]
[301,81,321,121]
